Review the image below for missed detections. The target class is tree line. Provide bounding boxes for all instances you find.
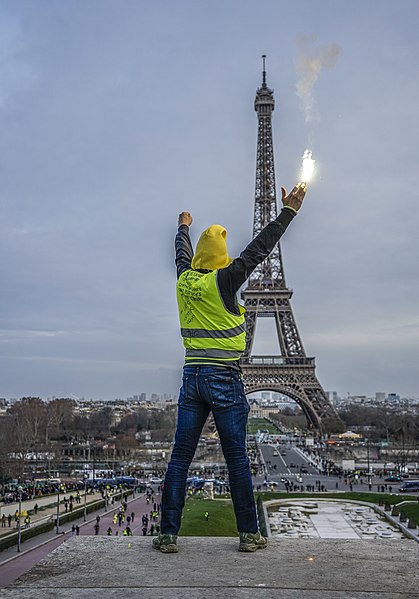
[270,403,419,445]
[0,397,177,481]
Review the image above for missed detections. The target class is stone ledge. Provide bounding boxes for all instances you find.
[1,536,418,599]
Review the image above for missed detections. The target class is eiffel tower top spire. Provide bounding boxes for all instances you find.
[255,55,275,112]
[249,55,285,289]
[262,54,267,87]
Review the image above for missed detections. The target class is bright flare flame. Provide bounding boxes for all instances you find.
[301,149,315,183]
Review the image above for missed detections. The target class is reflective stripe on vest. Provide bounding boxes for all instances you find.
[185,348,243,359]
[176,269,246,362]
[180,323,246,339]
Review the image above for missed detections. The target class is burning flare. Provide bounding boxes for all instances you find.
[301,149,315,183]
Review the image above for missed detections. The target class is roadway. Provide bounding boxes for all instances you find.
[255,443,403,493]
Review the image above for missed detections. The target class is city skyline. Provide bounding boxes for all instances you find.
[2,389,418,405]
[1,1,418,398]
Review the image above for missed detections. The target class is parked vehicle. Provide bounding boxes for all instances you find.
[399,480,419,492]
[115,476,139,487]
[263,480,278,486]
[148,476,163,484]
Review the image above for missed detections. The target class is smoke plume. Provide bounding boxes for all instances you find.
[295,37,343,124]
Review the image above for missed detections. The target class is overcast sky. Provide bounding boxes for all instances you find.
[1,0,418,400]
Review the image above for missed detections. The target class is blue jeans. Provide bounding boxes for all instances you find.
[161,365,258,534]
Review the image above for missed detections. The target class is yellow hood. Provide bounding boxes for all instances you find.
[191,224,232,271]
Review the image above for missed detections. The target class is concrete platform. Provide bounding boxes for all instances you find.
[1,536,418,598]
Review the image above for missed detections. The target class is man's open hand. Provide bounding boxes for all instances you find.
[178,212,193,227]
[281,183,307,213]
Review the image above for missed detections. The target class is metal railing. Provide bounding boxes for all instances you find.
[241,355,315,366]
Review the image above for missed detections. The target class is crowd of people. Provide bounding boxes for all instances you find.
[0,483,136,535]
[87,487,162,538]
[1,480,85,504]
[1,512,31,528]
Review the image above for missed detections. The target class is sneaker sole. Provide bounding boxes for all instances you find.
[153,544,178,553]
[238,542,267,552]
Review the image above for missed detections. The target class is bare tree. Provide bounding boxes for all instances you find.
[7,398,47,477]
[46,398,75,442]
[0,415,19,486]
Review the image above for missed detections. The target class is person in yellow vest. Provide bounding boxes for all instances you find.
[153,183,306,554]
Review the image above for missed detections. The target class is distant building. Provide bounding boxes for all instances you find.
[326,391,340,407]
[248,399,280,418]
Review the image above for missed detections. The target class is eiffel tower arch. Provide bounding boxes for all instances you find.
[240,58,340,432]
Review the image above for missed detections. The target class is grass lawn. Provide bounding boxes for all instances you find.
[398,502,419,526]
[179,498,237,537]
[247,418,279,434]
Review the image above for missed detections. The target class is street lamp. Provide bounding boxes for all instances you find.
[56,484,61,534]
[17,485,23,553]
[84,475,88,522]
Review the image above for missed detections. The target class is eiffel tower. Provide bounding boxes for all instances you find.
[240,57,340,431]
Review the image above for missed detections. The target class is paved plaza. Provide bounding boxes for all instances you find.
[0,536,418,598]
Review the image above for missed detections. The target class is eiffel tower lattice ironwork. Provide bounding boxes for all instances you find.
[240,57,339,431]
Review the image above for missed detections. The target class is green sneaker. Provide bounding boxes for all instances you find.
[238,531,268,552]
[152,534,178,553]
